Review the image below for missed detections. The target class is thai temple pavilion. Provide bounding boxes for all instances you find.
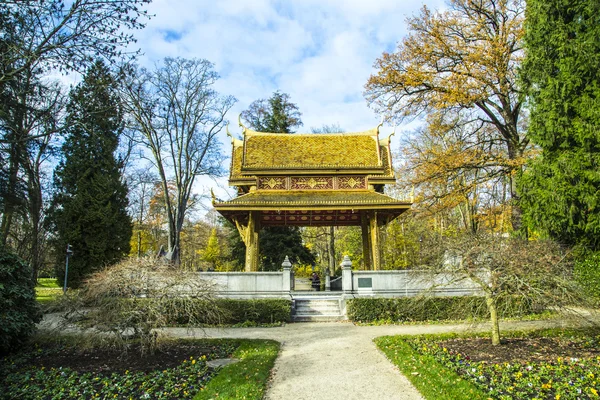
[213,120,412,272]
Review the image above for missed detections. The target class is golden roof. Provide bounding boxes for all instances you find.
[239,127,382,172]
[214,190,411,211]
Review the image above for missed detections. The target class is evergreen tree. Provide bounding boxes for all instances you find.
[238,92,314,270]
[519,0,600,248]
[241,91,303,133]
[48,61,131,288]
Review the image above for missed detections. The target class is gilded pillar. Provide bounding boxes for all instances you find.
[245,211,261,272]
[361,212,372,270]
[369,211,381,271]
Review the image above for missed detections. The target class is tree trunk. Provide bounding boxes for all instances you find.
[486,294,501,345]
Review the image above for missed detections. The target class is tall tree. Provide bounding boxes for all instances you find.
[365,0,528,232]
[238,91,314,270]
[48,61,131,288]
[1,0,150,86]
[519,0,600,249]
[0,0,150,267]
[122,57,236,265]
[241,91,303,133]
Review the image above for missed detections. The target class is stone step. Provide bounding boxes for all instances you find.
[292,315,345,322]
[293,299,343,322]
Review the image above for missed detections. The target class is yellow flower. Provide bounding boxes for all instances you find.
[555,395,561,400]
[591,387,598,397]
[192,359,196,365]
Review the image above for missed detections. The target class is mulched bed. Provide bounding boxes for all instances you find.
[438,337,600,363]
[24,342,227,374]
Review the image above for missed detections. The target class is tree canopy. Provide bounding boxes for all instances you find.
[241,91,303,133]
[48,61,132,288]
[519,0,600,248]
[122,57,236,265]
[365,0,528,232]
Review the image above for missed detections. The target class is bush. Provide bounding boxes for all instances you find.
[165,298,291,326]
[574,251,600,301]
[0,246,42,354]
[71,257,223,354]
[346,296,542,323]
[216,299,291,325]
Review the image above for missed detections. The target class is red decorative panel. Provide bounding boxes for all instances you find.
[337,176,367,189]
[290,176,334,190]
[258,176,287,190]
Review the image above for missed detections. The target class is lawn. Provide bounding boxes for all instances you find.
[377,328,600,400]
[35,278,62,304]
[0,337,279,400]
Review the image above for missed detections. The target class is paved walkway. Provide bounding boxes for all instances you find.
[162,319,572,400]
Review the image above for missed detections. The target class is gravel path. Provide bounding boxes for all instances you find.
[162,319,572,400]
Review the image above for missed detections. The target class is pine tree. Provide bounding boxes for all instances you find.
[519,0,600,248]
[49,61,132,288]
[238,92,314,270]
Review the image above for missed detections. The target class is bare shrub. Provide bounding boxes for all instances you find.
[75,257,222,354]
[427,234,593,345]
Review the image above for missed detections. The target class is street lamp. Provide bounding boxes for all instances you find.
[63,244,73,294]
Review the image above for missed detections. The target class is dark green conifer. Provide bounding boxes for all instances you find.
[519,0,600,248]
[49,61,132,287]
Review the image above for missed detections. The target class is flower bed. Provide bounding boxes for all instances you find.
[405,334,600,400]
[0,339,238,400]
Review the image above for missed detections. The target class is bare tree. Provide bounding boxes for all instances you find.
[1,0,150,86]
[428,234,588,345]
[122,58,236,265]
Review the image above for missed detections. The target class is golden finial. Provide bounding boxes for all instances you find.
[410,186,415,203]
[226,122,232,140]
[238,114,247,135]
[377,115,385,133]
[210,188,216,204]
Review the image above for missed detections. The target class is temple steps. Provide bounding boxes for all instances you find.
[292,297,345,322]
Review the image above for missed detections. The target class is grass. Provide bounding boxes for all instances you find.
[35,277,62,304]
[194,339,280,400]
[375,335,488,400]
[376,329,600,400]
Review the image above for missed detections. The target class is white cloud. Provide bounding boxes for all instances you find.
[123,0,447,214]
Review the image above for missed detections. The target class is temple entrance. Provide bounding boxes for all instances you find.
[213,122,411,272]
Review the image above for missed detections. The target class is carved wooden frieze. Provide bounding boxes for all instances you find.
[257,176,287,190]
[338,176,367,189]
[257,176,367,190]
[291,176,334,190]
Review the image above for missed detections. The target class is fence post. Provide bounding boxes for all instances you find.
[341,255,353,294]
[282,256,292,292]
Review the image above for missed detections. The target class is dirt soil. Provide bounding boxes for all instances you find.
[13,342,227,374]
[438,337,600,364]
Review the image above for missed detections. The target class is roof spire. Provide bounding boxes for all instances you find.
[377,115,385,134]
[238,114,247,135]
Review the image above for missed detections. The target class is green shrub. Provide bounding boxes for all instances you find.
[167,298,291,326]
[574,251,600,300]
[0,247,42,354]
[217,299,291,324]
[346,296,541,323]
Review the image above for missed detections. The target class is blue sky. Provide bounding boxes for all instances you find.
[125,0,446,205]
[133,0,444,132]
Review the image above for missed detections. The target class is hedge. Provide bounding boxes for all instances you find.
[346,296,542,323]
[167,298,291,326]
